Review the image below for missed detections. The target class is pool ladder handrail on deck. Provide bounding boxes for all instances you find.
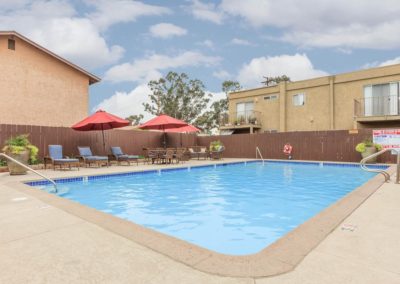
[256,146,265,165]
[0,153,58,192]
[360,148,400,184]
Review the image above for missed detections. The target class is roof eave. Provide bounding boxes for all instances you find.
[0,31,101,85]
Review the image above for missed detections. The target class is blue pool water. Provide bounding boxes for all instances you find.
[33,161,379,255]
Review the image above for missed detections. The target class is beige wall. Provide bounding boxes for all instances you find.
[228,64,400,132]
[286,84,330,131]
[0,35,91,127]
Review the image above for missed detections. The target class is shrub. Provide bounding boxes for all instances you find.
[355,138,382,153]
[210,140,224,151]
[2,134,39,164]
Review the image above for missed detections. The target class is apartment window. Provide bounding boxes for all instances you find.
[8,39,15,50]
[236,101,254,124]
[364,82,399,116]
[236,102,254,114]
[264,94,278,101]
[293,93,305,106]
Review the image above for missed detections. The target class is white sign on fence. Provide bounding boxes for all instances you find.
[373,129,400,152]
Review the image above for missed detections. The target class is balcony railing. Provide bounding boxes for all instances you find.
[220,110,262,127]
[354,95,400,118]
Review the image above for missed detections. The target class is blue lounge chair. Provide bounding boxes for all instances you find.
[77,147,108,167]
[44,145,80,170]
[110,147,139,165]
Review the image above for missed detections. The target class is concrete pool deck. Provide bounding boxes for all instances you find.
[0,158,399,283]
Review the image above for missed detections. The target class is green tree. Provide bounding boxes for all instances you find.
[261,75,291,86]
[196,80,242,132]
[125,114,144,125]
[143,72,211,124]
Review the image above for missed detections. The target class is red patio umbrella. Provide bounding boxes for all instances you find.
[72,110,129,152]
[138,114,189,147]
[164,124,200,133]
[165,124,200,147]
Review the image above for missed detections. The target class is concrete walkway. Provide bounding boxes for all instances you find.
[0,159,399,283]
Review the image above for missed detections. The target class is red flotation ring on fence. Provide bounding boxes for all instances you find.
[283,143,293,155]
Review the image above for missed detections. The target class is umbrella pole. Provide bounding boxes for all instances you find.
[163,126,166,149]
[101,125,106,154]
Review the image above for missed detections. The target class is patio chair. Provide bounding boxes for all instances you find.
[143,148,161,164]
[77,146,109,167]
[44,145,80,170]
[162,149,175,164]
[210,146,225,160]
[109,147,139,166]
[174,148,186,164]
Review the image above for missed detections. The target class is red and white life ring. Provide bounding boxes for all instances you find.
[283,143,293,155]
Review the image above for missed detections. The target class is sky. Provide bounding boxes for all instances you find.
[2,0,400,121]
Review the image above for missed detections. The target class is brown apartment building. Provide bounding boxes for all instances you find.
[220,64,400,134]
[0,31,100,127]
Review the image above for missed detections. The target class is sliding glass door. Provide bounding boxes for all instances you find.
[363,82,399,116]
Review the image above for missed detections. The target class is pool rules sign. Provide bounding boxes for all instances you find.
[373,129,400,151]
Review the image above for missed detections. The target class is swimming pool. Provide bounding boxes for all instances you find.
[31,161,381,255]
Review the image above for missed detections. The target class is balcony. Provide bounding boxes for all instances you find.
[219,111,262,134]
[354,95,400,123]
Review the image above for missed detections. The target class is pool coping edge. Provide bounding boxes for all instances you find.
[8,160,394,278]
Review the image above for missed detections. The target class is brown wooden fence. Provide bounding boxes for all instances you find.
[196,129,395,163]
[0,124,395,163]
[0,124,166,159]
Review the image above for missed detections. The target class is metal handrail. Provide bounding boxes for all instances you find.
[359,148,398,183]
[256,146,265,165]
[0,153,58,192]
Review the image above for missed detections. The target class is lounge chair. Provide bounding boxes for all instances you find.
[77,146,108,167]
[210,146,225,160]
[198,147,209,160]
[109,147,139,165]
[188,147,197,159]
[44,145,80,170]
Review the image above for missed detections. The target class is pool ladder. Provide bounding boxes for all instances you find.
[360,148,400,184]
[0,153,58,192]
[256,146,265,165]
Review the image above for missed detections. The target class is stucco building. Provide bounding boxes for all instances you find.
[0,31,100,127]
[221,64,400,134]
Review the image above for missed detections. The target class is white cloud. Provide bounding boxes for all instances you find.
[0,1,171,70]
[363,56,400,69]
[213,70,231,80]
[0,1,124,69]
[93,85,226,122]
[209,91,226,102]
[105,51,222,83]
[237,53,328,87]
[149,23,187,39]
[86,0,171,31]
[93,84,152,120]
[231,38,253,46]
[379,57,400,67]
[188,0,224,24]
[281,22,400,50]
[198,39,214,48]
[216,0,400,50]
[219,0,270,27]
[0,0,33,10]
[220,0,399,29]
